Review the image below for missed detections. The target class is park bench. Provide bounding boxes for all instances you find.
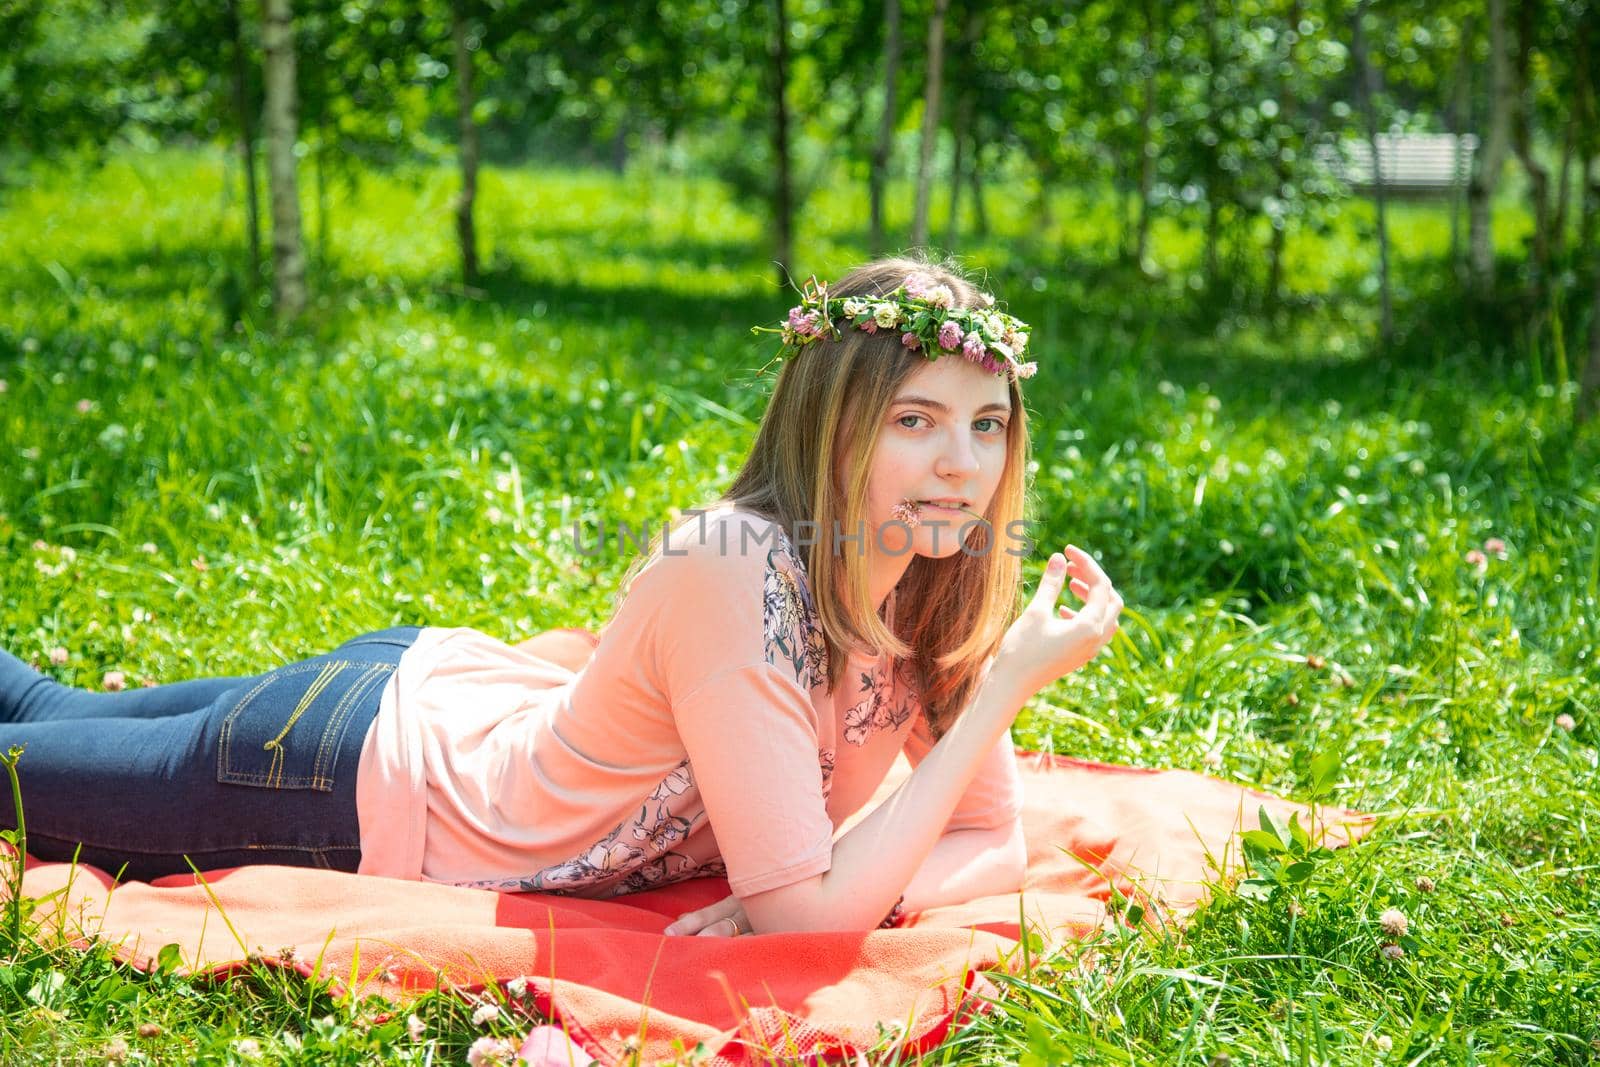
[1318,132,1479,197]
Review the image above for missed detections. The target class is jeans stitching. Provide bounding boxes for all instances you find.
[314,663,390,783]
[263,661,347,788]
[217,662,344,790]
[25,828,359,858]
[311,662,375,784]
[218,666,322,784]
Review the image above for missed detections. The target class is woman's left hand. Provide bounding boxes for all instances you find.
[663,893,750,937]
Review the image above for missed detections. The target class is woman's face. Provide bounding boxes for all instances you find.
[861,357,1013,560]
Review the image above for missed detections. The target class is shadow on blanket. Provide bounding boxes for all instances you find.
[10,751,1375,1066]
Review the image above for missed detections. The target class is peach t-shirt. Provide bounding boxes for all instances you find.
[354,506,1023,899]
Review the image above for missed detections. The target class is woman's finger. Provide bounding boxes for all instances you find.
[665,896,735,935]
[664,909,709,936]
[1063,544,1110,587]
[695,916,740,937]
[1030,552,1068,611]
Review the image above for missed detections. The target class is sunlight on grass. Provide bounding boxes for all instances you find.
[0,146,1596,1064]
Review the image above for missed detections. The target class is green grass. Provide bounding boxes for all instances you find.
[0,144,1597,1064]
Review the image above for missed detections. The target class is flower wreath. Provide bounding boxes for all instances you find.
[753,271,1038,381]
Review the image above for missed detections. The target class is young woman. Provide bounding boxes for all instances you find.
[0,255,1123,937]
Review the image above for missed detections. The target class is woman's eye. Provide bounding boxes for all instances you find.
[897,414,925,430]
[975,417,1006,434]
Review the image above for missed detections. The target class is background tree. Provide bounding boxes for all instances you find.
[910,0,950,250]
[1351,0,1394,342]
[263,0,307,318]
[869,0,903,255]
[1466,0,1513,288]
[453,0,482,284]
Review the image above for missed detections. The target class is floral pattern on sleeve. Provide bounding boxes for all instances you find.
[454,758,720,898]
[761,527,829,690]
[842,659,917,746]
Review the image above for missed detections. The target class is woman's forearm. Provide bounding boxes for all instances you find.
[900,820,1027,913]
[742,666,1032,933]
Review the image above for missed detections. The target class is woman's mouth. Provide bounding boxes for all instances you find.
[891,498,978,528]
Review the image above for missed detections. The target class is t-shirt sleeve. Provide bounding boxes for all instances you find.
[901,712,1025,833]
[674,664,834,894]
[639,512,836,896]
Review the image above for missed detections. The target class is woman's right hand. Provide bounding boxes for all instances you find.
[993,545,1123,698]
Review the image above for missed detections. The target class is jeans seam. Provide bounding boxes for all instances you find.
[312,663,368,784]
[24,828,359,858]
[314,663,389,783]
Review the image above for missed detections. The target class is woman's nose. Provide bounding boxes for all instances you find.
[936,430,981,477]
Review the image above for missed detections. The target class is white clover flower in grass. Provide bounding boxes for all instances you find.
[506,975,529,999]
[471,1003,500,1027]
[465,1036,516,1067]
[1379,908,1408,939]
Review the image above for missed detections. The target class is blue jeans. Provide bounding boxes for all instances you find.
[0,626,421,882]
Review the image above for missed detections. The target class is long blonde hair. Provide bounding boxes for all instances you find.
[620,253,1032,737]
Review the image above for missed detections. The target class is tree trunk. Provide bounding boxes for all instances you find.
[771,0,793,288]
[946,6,982,251]
[1467,0,1512,287]
[946,107,965,250]
[1579,247,1600,421]
[1448,15,1473,273]
[1353,0,1392,343]
[1509,0,1551,284]
[225,0,260,287]
[453,0,480,284]
[911,0,950,250]
[1266,0,1301,307]
[315,120,328,264]
[968,136,988,237]
[1204,200,1220,288]
[1553,19,1591,261]
[262,0,306,319]
[1584,154,1598,256]
[1134,0,1158,272]
[1115,156,1133,261]
[1552,116,1575,253]
[1202,0,1222,288]
[1574,24,1596,257]
[869,0,901,255]
[611,124,628,173]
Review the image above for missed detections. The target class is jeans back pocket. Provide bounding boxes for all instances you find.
[217,659,395,791]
